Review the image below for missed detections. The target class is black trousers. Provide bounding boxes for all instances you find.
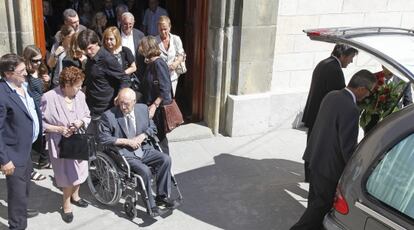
[303,127,312,183]
[6,157,32,230]
[290,171,337,230]
[126,148,171,208]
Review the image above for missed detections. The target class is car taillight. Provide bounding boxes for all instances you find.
[333,187,349,215]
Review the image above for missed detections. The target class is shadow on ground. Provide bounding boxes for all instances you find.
[0,177,62,228]
[175,153,307,230]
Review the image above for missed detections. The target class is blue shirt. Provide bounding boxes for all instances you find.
[6,81,40,143]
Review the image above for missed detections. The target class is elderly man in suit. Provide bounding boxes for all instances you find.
[291,70,377,230]
[301,44,359,182]
[98,88,176,217]
[120,12,145,58]
[0,54,41,229]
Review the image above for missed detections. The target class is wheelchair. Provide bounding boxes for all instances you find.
[87,138,183,219]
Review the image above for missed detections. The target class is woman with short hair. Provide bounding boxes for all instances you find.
[138,36,172,154]
[41,66,91,223]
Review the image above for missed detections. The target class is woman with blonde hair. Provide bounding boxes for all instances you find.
[90,11,108,39]
[156,15,185,96]
[102,26,137,75]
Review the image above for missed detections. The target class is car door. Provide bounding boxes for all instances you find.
[360,132,414,230]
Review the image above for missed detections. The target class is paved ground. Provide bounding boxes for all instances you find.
[0,124,310,230]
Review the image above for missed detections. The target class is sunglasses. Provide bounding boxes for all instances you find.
[31,58,42,64]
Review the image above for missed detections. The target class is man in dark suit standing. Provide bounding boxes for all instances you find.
[291,70,377,230]
[98,88,177,217]
[301,44,359,182]
[0,54,41,229]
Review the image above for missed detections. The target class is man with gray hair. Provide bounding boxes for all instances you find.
[54,8,87,42]
[120,12,144,58]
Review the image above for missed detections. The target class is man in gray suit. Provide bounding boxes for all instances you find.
[98,88,175,217]
[120,12,145,58]
[291,70,377,230]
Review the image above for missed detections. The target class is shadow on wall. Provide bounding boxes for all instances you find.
[176,154,308,230]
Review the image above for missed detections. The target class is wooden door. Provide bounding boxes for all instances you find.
[165,0,208,121]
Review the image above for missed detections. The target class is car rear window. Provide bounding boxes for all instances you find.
[366,133,414,220]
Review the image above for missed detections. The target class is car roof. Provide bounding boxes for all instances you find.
[303,27,414,83]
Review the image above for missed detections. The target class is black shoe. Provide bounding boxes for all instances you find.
[150,207,167,217]
[70,198,89,208]
[61,210,73,223]
[155,196,179,209]
[27,209,39,218]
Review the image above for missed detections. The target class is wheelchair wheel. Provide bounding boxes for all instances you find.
[124,196,137,219]
[87,151,122,206]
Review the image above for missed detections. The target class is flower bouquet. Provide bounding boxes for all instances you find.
[359,72,405,133]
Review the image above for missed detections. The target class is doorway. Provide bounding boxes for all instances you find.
[33,0,208,122]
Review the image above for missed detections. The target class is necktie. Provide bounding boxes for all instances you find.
[126,115,143,158]
[126,114,135,138]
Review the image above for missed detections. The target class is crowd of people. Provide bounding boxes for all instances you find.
[0,0,185,229]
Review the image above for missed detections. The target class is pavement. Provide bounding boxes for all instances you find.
[0,123,310,230]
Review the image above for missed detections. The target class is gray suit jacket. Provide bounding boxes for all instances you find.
[98,103,158,158]
[132,28,145,53]
[303,89,359,182]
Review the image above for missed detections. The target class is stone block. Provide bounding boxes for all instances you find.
[342,0,388,13]
[319,13,365,28]
[363,12,402,27]
[238,60,273,94]
[401,13,414,29]
[278,0,299,16]
[269,91,308,128]
[274,35,296,53]
[271,71,291,90]
[289,70,314,90]
[296,0,343,15]
[209,0,226,28]
[274,53,314,71]
[293,35,333,53]
[387,0,414,11]
[256,0,278,26]
[225,93,271,136]
[239,26,276,61]
[277,15,320,35]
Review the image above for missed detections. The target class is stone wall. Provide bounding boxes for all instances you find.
[0,0,34,55]
[273,0,414,92]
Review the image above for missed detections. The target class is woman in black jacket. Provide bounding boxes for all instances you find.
[138,36,172,154]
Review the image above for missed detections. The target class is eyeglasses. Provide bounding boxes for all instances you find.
[31,58,42,64]
[13,68,26,75]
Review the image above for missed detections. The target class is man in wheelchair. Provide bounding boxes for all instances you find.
[98,88,177,217]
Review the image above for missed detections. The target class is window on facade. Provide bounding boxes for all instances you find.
[366,133,414,220]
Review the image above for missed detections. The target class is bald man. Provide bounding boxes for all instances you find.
[98,88,176,217]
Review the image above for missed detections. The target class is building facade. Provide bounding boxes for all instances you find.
[2,0,414,136]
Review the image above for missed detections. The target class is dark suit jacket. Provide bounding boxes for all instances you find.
[98,103,158,158]
[0,80,41,167]
[302,56,346,130]
[303,89,359,182]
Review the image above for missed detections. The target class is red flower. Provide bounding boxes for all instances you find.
[383,87,390,94]
[379,95,387,102]
[375,72,385,86]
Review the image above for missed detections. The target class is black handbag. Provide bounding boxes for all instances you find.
[59,133,95,161]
